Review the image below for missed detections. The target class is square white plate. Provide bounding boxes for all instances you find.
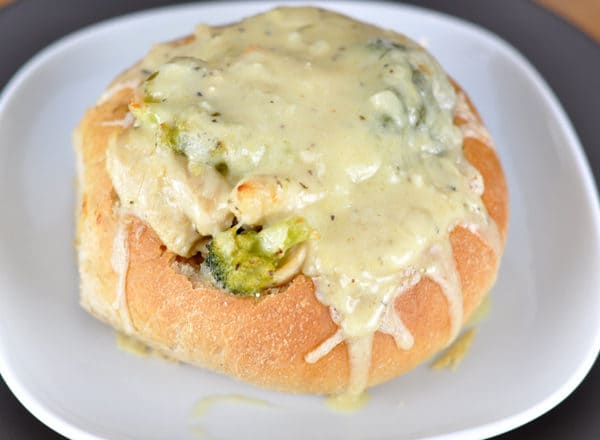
[1,2,599,439]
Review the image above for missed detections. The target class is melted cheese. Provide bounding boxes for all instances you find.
[326,391,370,413]
[105,7,500,397]
[191,395,270,418]
[115,331,151,357]
[110,213,133,333]
[431,328,477,370]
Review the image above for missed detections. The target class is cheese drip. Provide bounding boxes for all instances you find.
[105,7,501,396]
[110,213,133,333]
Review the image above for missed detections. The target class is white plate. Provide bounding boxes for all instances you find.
[1,2,599,439]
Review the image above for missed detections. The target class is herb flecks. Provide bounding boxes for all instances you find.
[215,162,229,177]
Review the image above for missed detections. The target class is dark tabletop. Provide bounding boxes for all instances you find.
[1,1,599,439]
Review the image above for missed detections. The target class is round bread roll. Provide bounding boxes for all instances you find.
[74,7,508,396]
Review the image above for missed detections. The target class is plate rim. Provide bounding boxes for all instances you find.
[1,1,600,439]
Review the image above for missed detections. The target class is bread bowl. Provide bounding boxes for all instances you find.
[74,6,508,398]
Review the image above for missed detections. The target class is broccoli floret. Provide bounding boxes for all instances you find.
[205,217,312,296]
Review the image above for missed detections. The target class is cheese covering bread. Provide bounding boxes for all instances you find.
[74,7,508,397]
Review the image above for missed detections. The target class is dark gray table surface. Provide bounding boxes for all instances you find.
[1,0,599,439]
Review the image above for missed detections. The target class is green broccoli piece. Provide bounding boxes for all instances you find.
[205,217,312,296]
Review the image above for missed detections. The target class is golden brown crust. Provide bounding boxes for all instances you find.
[75,56,508,396]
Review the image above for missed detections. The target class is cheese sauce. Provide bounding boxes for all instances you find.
[105,7,499,397]
[110,213,134,333]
